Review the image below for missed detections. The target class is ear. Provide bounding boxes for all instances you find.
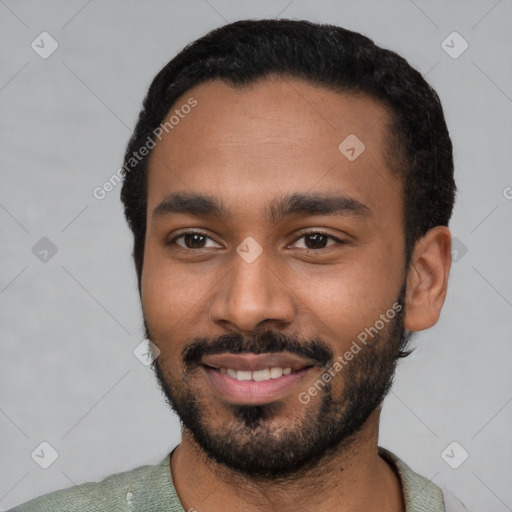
[404,226,452,332]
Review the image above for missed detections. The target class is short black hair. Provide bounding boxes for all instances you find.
[120,18,456,293]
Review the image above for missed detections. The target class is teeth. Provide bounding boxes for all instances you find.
[218,367,294,381]
[237,370,252,381]
[252,369,270,381]
[269,367,283,379]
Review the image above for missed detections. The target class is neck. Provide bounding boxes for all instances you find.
[169,410,404,512]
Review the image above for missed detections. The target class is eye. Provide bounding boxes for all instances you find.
[169,231,221,249]
[168,230,346,251]
[290,231,345,250]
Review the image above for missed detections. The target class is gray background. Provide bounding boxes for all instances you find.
[0,0,511,510]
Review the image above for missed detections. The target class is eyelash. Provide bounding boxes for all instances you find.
[168,230,346,251]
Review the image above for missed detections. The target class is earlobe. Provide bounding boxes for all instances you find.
[404,226,452,332]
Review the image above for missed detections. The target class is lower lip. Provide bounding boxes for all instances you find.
[203,366,313,405]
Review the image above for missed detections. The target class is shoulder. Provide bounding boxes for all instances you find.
[7,454,175,512]
[378,447,472,511]
[378,446,446,511]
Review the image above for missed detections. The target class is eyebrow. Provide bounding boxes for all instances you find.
[152,192,372,223]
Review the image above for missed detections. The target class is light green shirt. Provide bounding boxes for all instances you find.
[7,446,459,511]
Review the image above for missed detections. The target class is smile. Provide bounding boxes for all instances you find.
[215,367,293,381]
[200,353,315,405]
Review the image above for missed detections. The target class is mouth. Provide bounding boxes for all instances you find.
[200,352,316,405]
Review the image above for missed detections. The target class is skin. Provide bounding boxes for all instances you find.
[141,75,452,512]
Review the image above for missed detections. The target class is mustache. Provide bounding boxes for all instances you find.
[182,330,333,368]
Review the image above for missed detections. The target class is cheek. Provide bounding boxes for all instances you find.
[141,247,213,332]
[296,254,401,344]
[141,260,201,368]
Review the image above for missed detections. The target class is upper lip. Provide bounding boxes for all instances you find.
[201,352,316,372]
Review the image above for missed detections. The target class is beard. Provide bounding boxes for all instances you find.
[147,281,410,480]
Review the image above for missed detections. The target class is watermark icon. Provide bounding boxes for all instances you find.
[31,441,59,469]
[451,236,468,263]
[32,237,58,263]
[338,134,365,161]
[503,186,512,200]
[93,97,197,200]
[133,339,160,366]
[441,31,468,59]
[31,32,59,59]
[236,236,263,263]
[298,302,402,404]
[441,441,468,469]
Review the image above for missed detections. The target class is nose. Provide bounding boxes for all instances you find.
[208,249,295,333]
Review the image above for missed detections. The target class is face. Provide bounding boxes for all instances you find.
[141,76,408,478]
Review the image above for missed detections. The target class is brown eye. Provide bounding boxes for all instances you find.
[169,231,220,249]
[304,233,329,249]
[291,231,345,250]
[183,233,207,248]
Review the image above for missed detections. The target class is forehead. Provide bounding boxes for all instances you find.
[146,76,401,223]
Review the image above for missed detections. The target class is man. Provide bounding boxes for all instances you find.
[9,18,467,512]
